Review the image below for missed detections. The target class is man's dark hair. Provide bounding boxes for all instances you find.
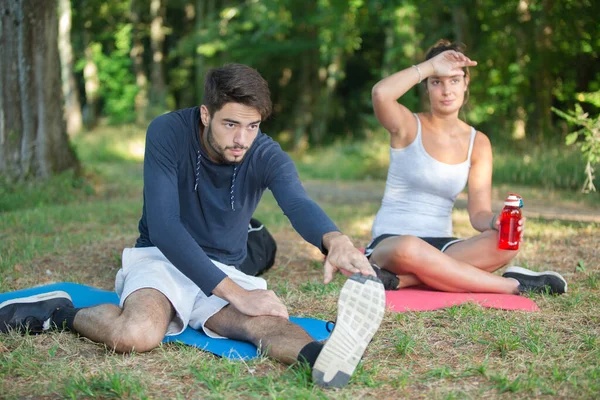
[203,63,272,120]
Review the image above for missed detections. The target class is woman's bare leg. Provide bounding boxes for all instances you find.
[442,230,518,272]
[370,235,519,293]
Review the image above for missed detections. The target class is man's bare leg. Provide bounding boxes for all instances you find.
[72,288,174,353]
[205,305,313,365]
[206,274,386,388]
[0,288,174,353]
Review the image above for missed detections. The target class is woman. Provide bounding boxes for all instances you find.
[368,40,566,295]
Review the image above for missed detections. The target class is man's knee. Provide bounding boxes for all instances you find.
[109,318,166,353]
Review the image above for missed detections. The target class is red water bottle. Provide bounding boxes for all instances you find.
[498,194,522,250]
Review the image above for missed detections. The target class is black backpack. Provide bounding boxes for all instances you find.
[239,218,277,277]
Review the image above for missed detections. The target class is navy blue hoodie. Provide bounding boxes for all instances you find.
[135,107,338,295]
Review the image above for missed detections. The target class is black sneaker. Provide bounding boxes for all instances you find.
[312,273,386,388]
[0,291,73,334]
[502,266,568,295]
[371,264,400,291]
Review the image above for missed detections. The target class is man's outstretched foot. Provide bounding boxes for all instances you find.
[372,263,400,290]
[502,266,567,295]
[312,273,386,388]
[0,291,73,334]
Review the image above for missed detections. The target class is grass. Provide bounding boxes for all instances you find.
[1,124,599,398]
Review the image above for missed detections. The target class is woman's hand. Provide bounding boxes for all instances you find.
[518,217,526,243]
[492,215,526,242]
[428,50,477,77]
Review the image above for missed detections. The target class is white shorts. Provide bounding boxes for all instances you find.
[115,246,267,338]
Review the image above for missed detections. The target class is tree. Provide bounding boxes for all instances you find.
[130,0,149,124]
[58,0,83,135]
[148,0,167,118]
[0,0,79,182]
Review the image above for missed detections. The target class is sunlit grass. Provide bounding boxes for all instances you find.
[72,124,147,163]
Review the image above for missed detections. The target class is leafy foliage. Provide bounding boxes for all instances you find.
[62,0,599,145]
[553,91,600,192]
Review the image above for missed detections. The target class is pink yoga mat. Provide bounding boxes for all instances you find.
[385,287,539,312]
[349,248,538,312]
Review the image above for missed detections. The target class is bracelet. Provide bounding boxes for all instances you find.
[412,65,422,84]
[489,213,499,231]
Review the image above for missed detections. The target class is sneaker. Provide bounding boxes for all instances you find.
[502,266,567,295]
[372,263,400,290]
[312,273,386,388]
[0,291,73,334]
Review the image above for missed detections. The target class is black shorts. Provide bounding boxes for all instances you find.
[364,234,463,258]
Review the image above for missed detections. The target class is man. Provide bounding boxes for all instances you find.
[0,64,385,388]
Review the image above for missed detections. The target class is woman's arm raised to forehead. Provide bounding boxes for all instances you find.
[372,50,477,144]
[371,61,434,142]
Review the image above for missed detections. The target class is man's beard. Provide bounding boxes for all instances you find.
[205,123,249,164]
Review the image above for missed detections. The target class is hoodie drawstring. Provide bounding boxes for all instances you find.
[230,165,238,211]
[194,150,238,211]
[194,151,201,192]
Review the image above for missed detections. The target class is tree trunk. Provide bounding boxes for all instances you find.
[195,0,205,104]
[58,0,83,135]
[130,0,149,124]
[512,1,531,140]
[0,0,79,182]
[381,24,395,79]
[526,0,554,141]
[533,21,554,141]
[293,55,313,152]
[176,1,196,108]
[311,52,342,145]
[149,0,167,118]
[82,30,100,128]
[452,5,469,47]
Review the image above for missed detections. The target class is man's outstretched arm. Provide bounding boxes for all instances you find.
[321,231,376,284]
[265,149,375,283]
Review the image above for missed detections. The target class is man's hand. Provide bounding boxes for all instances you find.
[212,277,289,319]
[321,231,376,284]
[229,289,289,319]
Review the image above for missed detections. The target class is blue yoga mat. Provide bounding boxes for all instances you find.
[0,283,331,360]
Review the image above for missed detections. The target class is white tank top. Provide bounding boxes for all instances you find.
[371,114,477,239]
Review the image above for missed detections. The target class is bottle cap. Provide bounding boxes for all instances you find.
[504,194,520,207]
[508,192,524,208]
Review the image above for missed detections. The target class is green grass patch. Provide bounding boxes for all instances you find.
[62,371,147,399]
[0,169,94,213]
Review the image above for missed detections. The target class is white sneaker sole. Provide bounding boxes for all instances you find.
[0,291,72,310]
[312,274,386,388]
[504,266,568,293]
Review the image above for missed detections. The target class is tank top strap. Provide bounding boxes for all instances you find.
[413,113,422,138]
[466,127,477,163]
